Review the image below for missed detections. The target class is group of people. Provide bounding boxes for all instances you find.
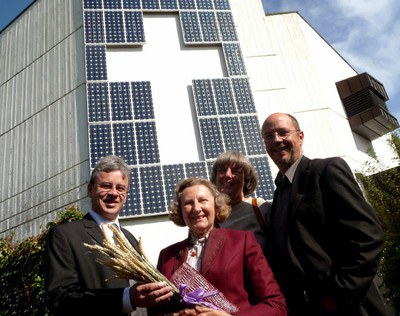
[46,112,386,315]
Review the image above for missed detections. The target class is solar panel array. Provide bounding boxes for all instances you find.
[83,0,274,217]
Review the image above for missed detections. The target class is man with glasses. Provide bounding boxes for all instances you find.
[46,155,173,316]
[261,113,386,315]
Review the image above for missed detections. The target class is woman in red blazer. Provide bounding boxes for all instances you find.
[151,178,286,316]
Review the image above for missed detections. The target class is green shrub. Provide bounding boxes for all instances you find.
[357,132,400,314]
[0,207,83,316]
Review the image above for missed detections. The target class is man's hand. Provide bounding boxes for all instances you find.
[130,282,174,308]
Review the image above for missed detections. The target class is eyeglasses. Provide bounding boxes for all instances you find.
[217,166,243,176]
[263,129,299,142]
[95,182,128,196]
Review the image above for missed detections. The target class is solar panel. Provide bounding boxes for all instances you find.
[249,156,274,200]
[193,79,217,116]
[223,43,247,76]
[131,81,154,119]
[89,124,113,168]
[217,11,237,42]
[87,83,110,122]
[206,160,214,175]
[110,82,133,121]
[142,0,160,10]
[105,11,125,43]
[125,11,145,43]
[220,116,245,152]
[213,78,235,114]
[122,167,142,216]
[198,118,224,159]
[84,11,104,43]
[232,78,256,113]
[160,0,178,10]
[240,116,265,155]
[140,166,166,214]
[162,164,185,204]
[199,11,219,42]
[180,11,202,43]
[213,0,230,10]
[113,122,137,165]
[196,0,213,10]
[123,0,141,9]
[135,121,160,164]
[185,161,208,178]
[103,0,122,9]
[84,0,102,9]
[85,45,107,81]
[179,0,196,9]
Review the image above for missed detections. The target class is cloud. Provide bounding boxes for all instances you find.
[331,0,400,104]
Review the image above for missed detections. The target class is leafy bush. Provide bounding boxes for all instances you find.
[0,207,83,316]
[357,132,400,314]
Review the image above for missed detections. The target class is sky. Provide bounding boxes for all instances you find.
[1,0,399,123]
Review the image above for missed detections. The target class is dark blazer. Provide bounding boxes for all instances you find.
[220,200,270,257]
[267,156,385,315]
[155,228,287,316]
[46,213,139,316]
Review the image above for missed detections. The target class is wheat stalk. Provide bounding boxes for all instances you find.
[84,224,179,294]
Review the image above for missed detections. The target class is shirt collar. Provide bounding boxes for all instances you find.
[89,209,120,228]
[283,155,303,183]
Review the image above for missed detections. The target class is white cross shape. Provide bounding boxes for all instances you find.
[107,14,226,164]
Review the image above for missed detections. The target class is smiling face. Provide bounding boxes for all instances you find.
[262,113,304,174]
[180,184,216,236]
[215,164,245,205]
[88,170,129,221]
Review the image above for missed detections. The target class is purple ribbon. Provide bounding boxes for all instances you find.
[179,284,221,310]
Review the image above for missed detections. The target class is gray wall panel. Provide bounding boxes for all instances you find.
[0,0,89,241]
[0,0,83,85]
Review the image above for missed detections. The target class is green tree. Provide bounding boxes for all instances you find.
[357,132,400,314]
[0,207,83,316]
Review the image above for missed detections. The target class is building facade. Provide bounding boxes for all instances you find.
[0,0,397,263]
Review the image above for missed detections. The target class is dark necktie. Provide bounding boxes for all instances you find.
[272,175,291,262]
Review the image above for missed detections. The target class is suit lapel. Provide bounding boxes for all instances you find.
[82,213,105,245]
[289,156,311,221]
[286,157,311,274]
[201,228,225,276]
[174,240,190,273]
[121,227,140,252]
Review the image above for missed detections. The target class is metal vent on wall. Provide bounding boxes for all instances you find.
[336,72,399,140]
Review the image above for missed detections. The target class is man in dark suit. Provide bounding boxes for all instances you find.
[261,112,386,315]
[46,155,173,316]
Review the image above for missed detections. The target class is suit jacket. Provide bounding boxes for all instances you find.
[46,213,139,316]
[267,156,385,315]
[155,228,287,316]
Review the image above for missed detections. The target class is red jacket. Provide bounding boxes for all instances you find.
[157,228,287,316]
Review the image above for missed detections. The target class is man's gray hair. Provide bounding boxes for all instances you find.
[89,155,131,185]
